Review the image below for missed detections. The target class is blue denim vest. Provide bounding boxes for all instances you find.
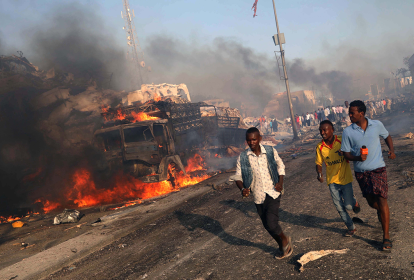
[240,145,279,189]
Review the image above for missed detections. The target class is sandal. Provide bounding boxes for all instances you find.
[275,236,293,259]
[382,239,392,251]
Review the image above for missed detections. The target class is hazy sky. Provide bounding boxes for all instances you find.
[1,0,413,65]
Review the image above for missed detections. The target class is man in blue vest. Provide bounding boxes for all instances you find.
[233,127,292,259]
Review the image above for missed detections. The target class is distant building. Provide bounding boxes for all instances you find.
[262,90,316,119]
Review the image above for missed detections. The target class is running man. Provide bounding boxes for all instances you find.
[315,120,361,236]
[341,100,396,251]
[233,127,293,259]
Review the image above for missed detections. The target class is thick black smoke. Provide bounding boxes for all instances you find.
[145,36,278,115]
[288,59,354,102]
[25,4,129,90]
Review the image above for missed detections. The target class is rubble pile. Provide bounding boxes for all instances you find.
[123,83,191,105]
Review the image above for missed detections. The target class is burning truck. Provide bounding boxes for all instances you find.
[94,99,247,185]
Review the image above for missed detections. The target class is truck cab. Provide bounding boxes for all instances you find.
[94,119,186,183]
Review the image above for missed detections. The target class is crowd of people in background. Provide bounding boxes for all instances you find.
[244,97,405,135]
[284,98,398,131]
[244,116,279,135]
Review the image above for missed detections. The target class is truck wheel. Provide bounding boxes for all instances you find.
[167,162,178,188]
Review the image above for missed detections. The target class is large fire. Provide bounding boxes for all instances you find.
[0,154,211,224]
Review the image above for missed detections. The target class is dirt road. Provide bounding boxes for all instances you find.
[3,112,414,280]
[39,112,414,280]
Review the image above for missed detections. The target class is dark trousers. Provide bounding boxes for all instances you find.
[255,194,282,240]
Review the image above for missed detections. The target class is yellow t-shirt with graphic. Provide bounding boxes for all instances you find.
[315,135,353,185]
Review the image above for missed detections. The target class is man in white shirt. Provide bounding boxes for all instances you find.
[324,107,330,121]
[233,127,292,259]
[305,113,310,126]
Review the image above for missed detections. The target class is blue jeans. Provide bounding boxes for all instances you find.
[328,182,356,230]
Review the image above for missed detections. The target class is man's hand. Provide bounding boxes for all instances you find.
[317,175,324,183]
[388,151,396,159]
[274,182,283,192]
[360,154,367,161]
[242,188,250,198]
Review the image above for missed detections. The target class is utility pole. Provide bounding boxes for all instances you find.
[271,0,299,139]
[122,0,148,87]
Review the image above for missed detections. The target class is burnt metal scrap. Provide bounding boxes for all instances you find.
[53,209,83,225]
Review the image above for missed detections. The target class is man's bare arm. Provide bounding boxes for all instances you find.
[275,175,284,192]
[235,180,243,191]
[316,165,323,183]
[384,135,396,159]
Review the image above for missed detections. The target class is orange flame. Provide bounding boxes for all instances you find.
[0,155,211,221]
[153,93,162,102]
[131,112,160,122]
[35,199,61,213]
[185,153,206,173]
[64,154,210,209]
[101,105,110,113]
[0,212,40,224]
[116,107,126,121]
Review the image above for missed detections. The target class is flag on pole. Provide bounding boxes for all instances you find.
[251,0,258,17]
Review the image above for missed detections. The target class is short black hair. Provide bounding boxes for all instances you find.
[349,100,366,114]
[319,120,334,130]
[246,127,260,136]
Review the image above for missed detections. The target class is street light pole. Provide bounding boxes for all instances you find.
[271,0,299,140]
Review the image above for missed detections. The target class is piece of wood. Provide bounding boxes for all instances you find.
[64,222,87,231]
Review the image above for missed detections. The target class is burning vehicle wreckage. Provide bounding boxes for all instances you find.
[0,54,247,224]
[95,98,248,186]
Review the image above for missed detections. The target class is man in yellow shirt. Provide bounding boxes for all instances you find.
[315,120,361,236]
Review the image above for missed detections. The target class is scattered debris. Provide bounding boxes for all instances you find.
[64,222,87,231]
[90,218,102,225]
[404,132,413,139]
[118,244,127,248]
[53,209,83,225]
[211,184,223,191]
[71,248,77,253]
[12,221,25,228]
[20,243,35,250]
[298,249,349,272]
[402,170,414,182]
[295,237,311,243]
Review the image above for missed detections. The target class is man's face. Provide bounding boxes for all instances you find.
[344,101,349,107]
[319,123,334,141]
[349,106,364,123]
[246,132,262,151]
